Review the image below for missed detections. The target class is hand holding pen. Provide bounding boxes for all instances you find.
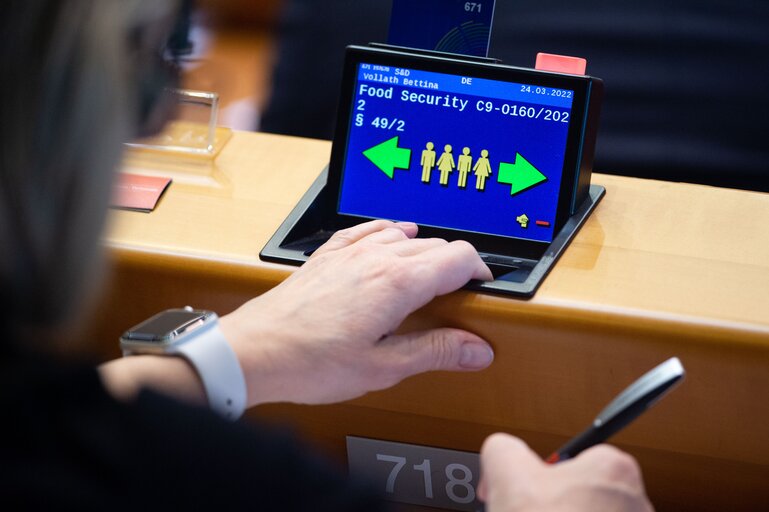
[479,358,684,512]
[547,357,685,463]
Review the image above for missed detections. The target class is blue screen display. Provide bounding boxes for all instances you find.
[338,63,574,243]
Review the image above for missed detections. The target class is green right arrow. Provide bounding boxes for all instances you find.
[497,153,547,196]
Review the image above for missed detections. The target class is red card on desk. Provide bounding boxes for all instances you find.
[111,173,172,212]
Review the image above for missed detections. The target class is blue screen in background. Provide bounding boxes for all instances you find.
[338,63,574,244]
[388,0,496,58]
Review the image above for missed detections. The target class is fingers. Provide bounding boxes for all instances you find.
[380,241,491,311]
[413,240,493,294]
[478,434,544,504]
[312,220,418,256]
[380,328,494,375]
[568,444,646,490]
[313,222,492,289]
[364,226,412,245]
[477,437,653,512]
[389,237,448,256]
[378,237,492,314]
[310,222,492,327]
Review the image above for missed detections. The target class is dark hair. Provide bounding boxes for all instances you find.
[0,0,176,350]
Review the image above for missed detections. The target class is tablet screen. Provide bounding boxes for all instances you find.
[336,60,575,244]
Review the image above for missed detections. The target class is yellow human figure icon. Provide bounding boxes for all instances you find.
[436,144,455,186]
[457,147,472,188]
[473,149,492,191]
[421,142,436,183]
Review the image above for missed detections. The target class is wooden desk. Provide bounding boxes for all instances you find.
[95,131,769,511]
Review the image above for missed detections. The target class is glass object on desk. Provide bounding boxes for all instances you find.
[125,88,232,158]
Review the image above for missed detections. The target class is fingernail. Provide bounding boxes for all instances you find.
[459,343,494,369]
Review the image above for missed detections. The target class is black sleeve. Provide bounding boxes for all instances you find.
[126,390,388,511]
[0,357,387,511]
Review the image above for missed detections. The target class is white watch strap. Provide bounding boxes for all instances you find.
[175,321,247,421]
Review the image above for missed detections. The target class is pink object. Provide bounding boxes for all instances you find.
[112,173,172,212]
[535,53,587,75]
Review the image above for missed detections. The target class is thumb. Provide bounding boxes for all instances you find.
[381,328,494,376]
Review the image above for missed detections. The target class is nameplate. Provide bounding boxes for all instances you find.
[347,436,482,511]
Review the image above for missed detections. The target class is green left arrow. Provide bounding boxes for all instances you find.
[497,153,547,196]
[363,136,411,179]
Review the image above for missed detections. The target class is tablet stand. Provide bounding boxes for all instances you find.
[259,167,605,299]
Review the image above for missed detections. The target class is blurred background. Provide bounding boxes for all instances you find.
[175,0,278,132]
[186,0,769,192]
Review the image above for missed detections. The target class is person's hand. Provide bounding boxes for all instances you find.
[221,220,494,406]
[478,434,653,512]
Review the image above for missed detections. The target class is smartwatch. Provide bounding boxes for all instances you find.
[120,307,247,420]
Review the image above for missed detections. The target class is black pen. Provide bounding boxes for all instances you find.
[546,357,685,464]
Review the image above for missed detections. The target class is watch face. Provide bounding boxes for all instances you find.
[123,310,207,343]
